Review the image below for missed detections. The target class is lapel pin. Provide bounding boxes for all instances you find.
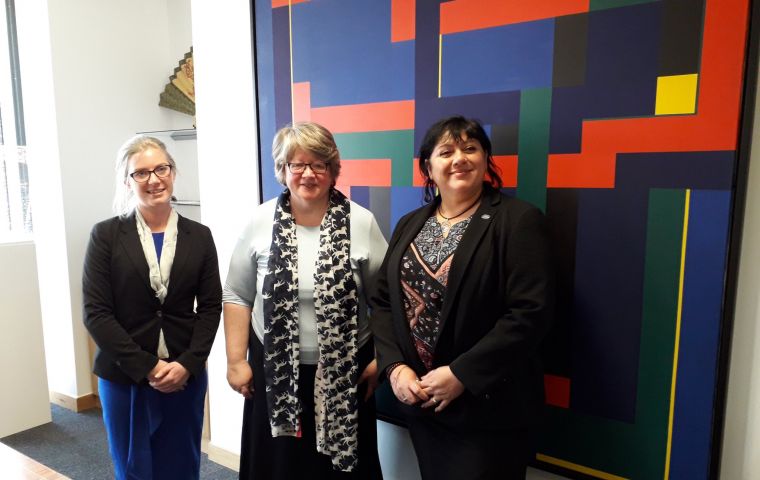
[481,214,491,220]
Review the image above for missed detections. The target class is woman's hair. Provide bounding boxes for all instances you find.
[272,122,341,186]
[113,135,177,216]
[417,115,503,203]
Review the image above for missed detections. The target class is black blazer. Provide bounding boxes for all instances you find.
[83,212,222,384]
[370,184,554,430]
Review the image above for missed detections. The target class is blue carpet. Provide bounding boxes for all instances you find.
[0,404,237,479]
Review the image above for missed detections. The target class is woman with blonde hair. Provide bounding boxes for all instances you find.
[83,135,222,479]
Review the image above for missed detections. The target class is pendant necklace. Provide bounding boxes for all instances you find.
[437,193,482,237]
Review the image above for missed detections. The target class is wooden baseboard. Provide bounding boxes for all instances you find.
[206,443,240,472]
[49,391,99,412]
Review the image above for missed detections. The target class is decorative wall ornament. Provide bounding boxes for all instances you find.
[159,47,195,116]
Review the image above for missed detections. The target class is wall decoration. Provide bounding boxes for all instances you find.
[252,1,757,478]
[159,47,195,116]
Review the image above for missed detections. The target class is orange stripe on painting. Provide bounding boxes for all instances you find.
[391,0,415,42]
[440,0,589,35]
[334,185,352,200]
[544,374,571,408]
[338,159,393,187]
[412,158,425,186]
[292,82,311,122]
[547,0,749,188]
[311,100,415,133]
[492,155,518,187]
[272,0,309,8]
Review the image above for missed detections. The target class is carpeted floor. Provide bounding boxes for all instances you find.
[0,404,237,479]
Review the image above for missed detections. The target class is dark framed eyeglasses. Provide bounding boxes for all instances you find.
[129,164,173,183]
[287,162,329,174]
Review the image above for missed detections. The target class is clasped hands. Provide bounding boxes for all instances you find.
[390,364,464,413]
[148,360,190,393]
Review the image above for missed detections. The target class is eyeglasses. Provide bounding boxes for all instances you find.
[287,162,329,174]
[129,164,173,183]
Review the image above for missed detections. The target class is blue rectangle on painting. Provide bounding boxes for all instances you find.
[291,0,414,106]
[390,186,425,232]
[570,188,648,422]
[255,0,280,201]
[670,190,731,479]
[441,19,554,97]
[351,186,370,211]
[369,187,391,241]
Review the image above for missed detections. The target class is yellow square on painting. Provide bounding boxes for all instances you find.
[655,74,698,115]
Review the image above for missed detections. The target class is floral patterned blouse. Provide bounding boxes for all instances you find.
[400,214,472,370]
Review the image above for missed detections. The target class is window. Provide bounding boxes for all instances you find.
[0,0,30,240]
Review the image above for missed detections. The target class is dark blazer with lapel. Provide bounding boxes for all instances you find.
[83,212,222,384]
[371,184,554,430]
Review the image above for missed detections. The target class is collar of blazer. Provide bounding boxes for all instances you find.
[387,183,502,364]
[117,211,194,299]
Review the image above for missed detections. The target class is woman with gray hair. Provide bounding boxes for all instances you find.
[224,122,386,478]
[83,135,222,479]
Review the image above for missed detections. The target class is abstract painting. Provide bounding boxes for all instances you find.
[253,1,755,478]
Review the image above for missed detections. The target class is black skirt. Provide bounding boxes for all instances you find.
[239,334,383,480]
[406,414,535,480]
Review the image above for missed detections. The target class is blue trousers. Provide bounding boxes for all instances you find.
[98,370,207,480]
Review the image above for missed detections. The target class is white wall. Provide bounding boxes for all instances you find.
[0,242,51,437]
[720,61,760,480]
[15,0,77,398]
[190,0,260,456]
[15,0,195,400]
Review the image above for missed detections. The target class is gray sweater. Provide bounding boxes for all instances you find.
[223,197,388,364]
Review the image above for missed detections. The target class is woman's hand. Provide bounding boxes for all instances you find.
[419,366,465,412]
[147,359,168,382]
[390,364,429,406]
[358,359,379,401]
[149,361,190,393]
[227,359,254,399]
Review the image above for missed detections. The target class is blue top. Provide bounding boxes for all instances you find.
[152,232,164,262]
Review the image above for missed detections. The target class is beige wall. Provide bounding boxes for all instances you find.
[720,60,760,480]
[0,242,50,437]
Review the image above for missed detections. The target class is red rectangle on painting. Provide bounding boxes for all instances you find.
[339,159,392,187]
[440,0,588,35]
[272,0,309,8]
[391,0,415,42]
[545,374,570,408]
[311,100,414,133]
[492,155,517,187]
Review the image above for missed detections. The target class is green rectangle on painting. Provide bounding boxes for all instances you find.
[517,88,552,212]
[590,0,659,11]
[633,188,686,478]
[334,130,415,186]
[538,189,687,479]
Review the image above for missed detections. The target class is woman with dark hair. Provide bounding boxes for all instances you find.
[224,121,386,478]
[83,135,222,479]
[371,116,554,479]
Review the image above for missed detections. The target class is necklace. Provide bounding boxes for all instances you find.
[437,194,482,236]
